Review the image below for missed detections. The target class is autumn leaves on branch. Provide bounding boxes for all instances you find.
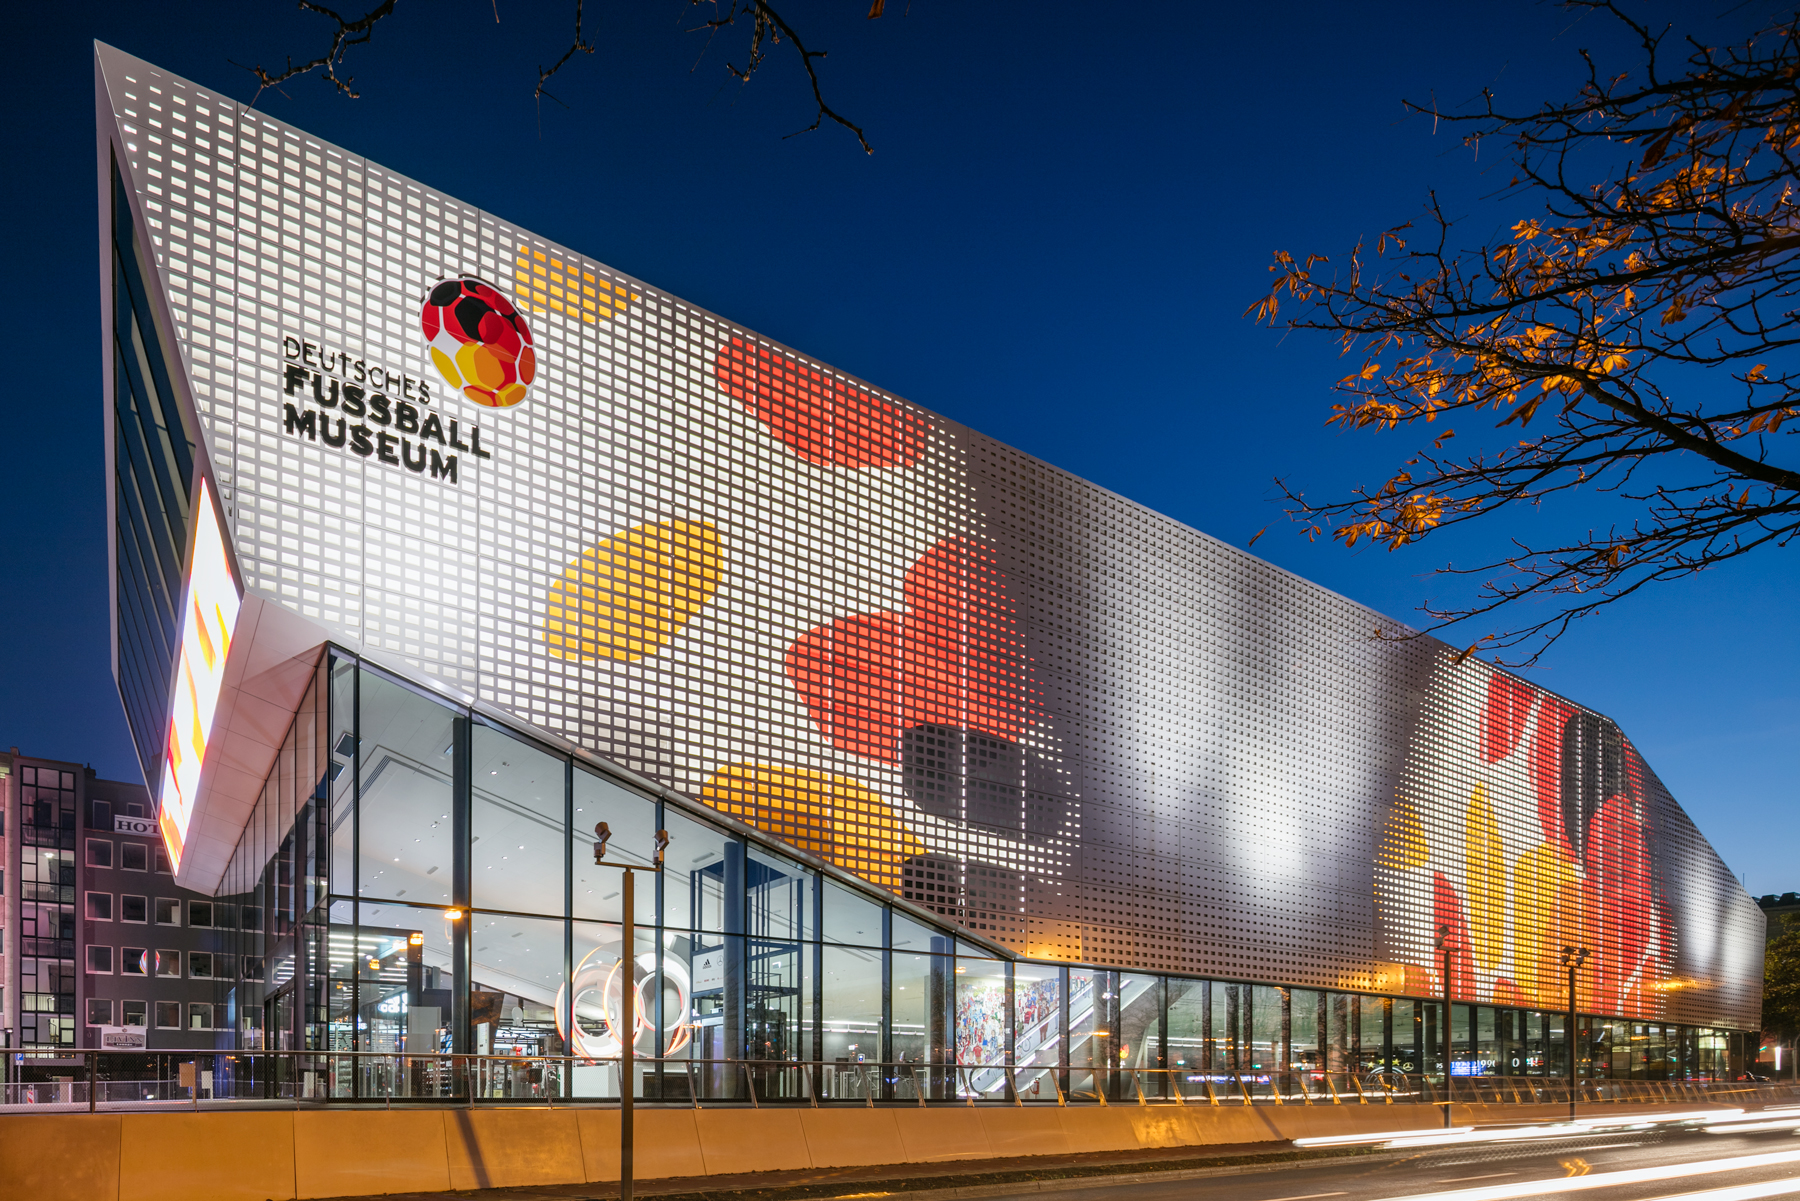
[1254,1,1800,664]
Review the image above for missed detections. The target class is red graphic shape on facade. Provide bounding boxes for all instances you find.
[1585,791,1653,1016]
[715,336,926,469]
[1529,696,1576,859]
[786,612,901,761]
[1433,872,1477,1002]
[1482,673,1538,763]
[787,538,1024,761]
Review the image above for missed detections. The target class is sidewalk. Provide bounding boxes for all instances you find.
[313,1140,1390,1201]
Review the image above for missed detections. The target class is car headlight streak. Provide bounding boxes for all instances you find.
[1357,1148,1800,1201]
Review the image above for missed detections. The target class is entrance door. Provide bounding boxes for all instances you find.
[265,985,297,1097]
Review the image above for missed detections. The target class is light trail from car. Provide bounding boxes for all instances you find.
[1359,1147,1800,1201]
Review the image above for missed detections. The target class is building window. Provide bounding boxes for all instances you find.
[122,1000,146,1027]
[154,846,172,874]
[86,946,114,974]
[122,948,147,975]
[86,998,113,1026]
[155,1001,180,1029]
[122,801,145,818]
[86,892,113,921]
[121,895,147,923]
[91,800,113,829]
[188,952,213,979]
[86,839,114,868]
[244,956,265,982]
[156,949,180,977]
[189,901,213,928]
[241,906,263,932]
[121,843,148,872]
[155,898,179,925]
[187,1003,212,1030]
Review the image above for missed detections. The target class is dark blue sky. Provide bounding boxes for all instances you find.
[5,2,1792,892]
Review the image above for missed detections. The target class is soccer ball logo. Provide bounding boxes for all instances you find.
[420,276,536,408]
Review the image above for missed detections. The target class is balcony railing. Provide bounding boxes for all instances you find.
[2,1051,1795,1113]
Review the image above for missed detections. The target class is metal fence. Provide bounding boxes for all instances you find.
[5,1052,1798,1112]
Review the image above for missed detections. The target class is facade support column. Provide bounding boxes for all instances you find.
[450,715,471,1056]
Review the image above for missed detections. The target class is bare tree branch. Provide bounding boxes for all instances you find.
[688,0,873,153]
[243,0,397,105]
[535,0,596,110]
[242,0,875,153]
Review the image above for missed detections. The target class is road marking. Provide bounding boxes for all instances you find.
[1364,1149,1800,1201]
[1437,1175,1518,1183]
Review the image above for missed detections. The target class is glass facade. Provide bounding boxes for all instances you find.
[18,766,78,1048]
[198,650,1740,1093]
[107,159,195,790]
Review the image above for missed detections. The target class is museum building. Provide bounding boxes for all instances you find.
[92,43,1766,1093]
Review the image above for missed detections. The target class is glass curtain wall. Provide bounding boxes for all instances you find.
[1119,974,1162,1099]
[19,766,78,1049]
[214,658,330,1097]
[1013,961,1062,1100]
[206,649,1745,1097]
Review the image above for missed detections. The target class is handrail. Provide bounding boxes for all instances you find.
[2,1051,1793,1111]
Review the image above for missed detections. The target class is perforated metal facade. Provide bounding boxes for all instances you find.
[97,43,1763,1032]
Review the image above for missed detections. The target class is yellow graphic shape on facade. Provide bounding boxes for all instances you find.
[544,520,721,662]
[1377,799,1428,871]
[1512,841,1580,1007]
[1466,783,1506,978]
[514,245,633,323]
[701,764,925,892]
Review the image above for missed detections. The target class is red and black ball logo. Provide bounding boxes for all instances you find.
[421,276,536,408]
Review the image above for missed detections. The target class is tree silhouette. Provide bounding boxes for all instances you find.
[1254,2,1800,664]
[242,0,878,152]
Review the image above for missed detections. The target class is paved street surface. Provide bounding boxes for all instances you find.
[993,1127,1800,1201]
[319,1117,1800,1201]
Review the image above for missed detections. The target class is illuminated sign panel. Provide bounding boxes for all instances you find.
[156,477,241,872]
[98,44,1764,1030]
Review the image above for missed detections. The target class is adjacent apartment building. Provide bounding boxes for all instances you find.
[3,750,225,1053]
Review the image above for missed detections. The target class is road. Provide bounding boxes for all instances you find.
[977,1124,1800,1201]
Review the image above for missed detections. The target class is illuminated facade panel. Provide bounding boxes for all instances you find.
[96,42,1762,1040]
[155,477,241,871]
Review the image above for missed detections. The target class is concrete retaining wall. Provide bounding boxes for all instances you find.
[0,1100,1701,1201]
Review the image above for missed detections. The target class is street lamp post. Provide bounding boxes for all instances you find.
[1560,944,1590,1122]
[1434,925,1457,1128]
[592,822,669,1201]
